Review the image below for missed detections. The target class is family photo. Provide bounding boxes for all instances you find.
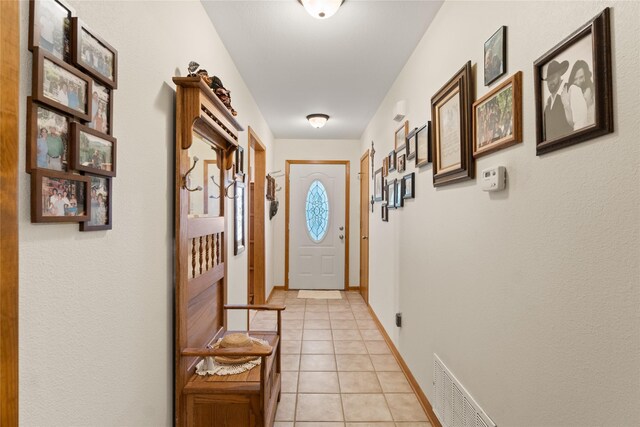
[88,81,110,134]
[78,130,114,172]
[476,84,514,149]
[87,176,109,226]
[41,175,86,217]
[32,0,72,61]
[42,57,87,114]
[80,28,115,81]
[484,26,506,85]
[36,105,69,171]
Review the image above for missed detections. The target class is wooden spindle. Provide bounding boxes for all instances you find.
[191,238,196,278]
[205,235,210,270]
[199,236,203,275]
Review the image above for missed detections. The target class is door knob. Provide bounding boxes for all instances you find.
[339,234,344,240]
[362,236,368,240]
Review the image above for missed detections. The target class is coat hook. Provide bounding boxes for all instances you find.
[209,176,221,199]
[182,156,202,192]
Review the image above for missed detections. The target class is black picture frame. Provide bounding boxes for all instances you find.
[415,123,431,168]
[405,127,418,160]
[533,8,613,155]
[381,204,388,222]
[235,146,245,178]
[484,26,507,86]
[388,150,396,172]
[386,179,396,209]
[373,167,384,201]
[395,179,403,208]
[397,154,406,173]
[402,173,415,199]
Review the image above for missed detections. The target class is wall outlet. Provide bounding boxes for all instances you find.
[395,312,402,327]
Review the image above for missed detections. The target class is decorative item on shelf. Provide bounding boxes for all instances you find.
[402,173,415,200]
[187,61,199,77]
[431,61,474,186]
[484,26,507,86]
[534,8,612,155]
[211,75,238,117]
[415,122,431,168]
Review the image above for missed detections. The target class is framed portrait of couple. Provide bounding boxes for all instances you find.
[534,8,613,155]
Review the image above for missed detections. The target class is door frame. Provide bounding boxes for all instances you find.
[1,0,20,423]
[359,150,370,303]
[247,127,266,304]
[285,160,350,290]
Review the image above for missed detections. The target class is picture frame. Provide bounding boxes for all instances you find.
[402,172,415,199]
[80,175,112,231]
[415,123,431,168]
[31,169,90,223]
[386,179,396,209]
[28,0,75,62]
[397,154,406,173]
[71,122,117,177]
[394,179,404,208]
[382,157,389,177]
[381,204,388,222]
[388,150,397,172]
[32,47,93,121]
[431,61,474,187]
[473,71,523,158]
[405,127,418,160]
[235,146,245,178]
[72,18,118,88]
[394,120,408,150]
[484,26,507,86]
[234,180,246,255]
[26,97,72,173]
[373,167,384,201]
[534,8,613,155]
[87,79,113,136]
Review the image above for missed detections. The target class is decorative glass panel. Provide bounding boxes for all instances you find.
[305,180,329,242]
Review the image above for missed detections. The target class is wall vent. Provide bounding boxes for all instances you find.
[433,354,497,427]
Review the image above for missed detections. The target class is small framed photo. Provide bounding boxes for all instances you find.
[402,173,415,199]
[534,8,613,155]
[473,71,523,158]
[415,123,431,168]
[28,0,74,62]
[405,127,418,160]
[81,175,112,231]
[395,179,404,208]
[394,121,408,150]
[26,98,72,173]
[234,180,246,255]
[397,154,406,173]
[431,61,474,187]
[71,122,117,177]
[88,80,113,135]
[31,169,90,223]
[373,167,384,201]
[386,179,396,209]
[235,146,245,178]
[484,26,507,86]
[388,150,397,172]
[382,157,389,177]
[72,18,118,88]
[381,204,388,222]
[32,47,92,121]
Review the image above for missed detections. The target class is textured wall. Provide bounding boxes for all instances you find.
[361,1,640,425]
[18,1,274,424]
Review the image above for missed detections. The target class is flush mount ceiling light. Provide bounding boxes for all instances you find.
[297,0,345,19]
[307,114,330,128]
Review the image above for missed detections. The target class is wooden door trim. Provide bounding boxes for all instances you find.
[247,127,266,304]
[1,0,20,424]
[359,150,370,304]
[285,160,350,290]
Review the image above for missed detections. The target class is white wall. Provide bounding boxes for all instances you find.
[18,1,274,424]
[361,1,639,426]
[271,139,362,290]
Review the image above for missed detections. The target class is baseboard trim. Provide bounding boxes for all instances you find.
[267,285,285,302]
[367,305,442,427]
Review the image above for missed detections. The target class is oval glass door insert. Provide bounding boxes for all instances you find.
[305,179,329,242]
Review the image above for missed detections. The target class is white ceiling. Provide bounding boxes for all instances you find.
[201,0,443,140]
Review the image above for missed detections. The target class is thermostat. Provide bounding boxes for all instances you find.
[481,166,506,192]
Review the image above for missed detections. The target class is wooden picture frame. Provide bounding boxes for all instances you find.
[395,179,404,208]
[402,172,415,199]
[80,175,112,231]
[382,157,389,177]
[32,47,92,121]
[31,169,90,223]
[473,71,523,158]
[405,127,418,160]
[28,0,74,62]
[386,179,396,209]
[373,167,384,201]
[388,149,396,172]
[484,26,507,86]
[397,154,406,173]
[394,120,408,150]
[415,122,431,168]
[534,8,612,155]
[87,79,113,136]
[381,204,388,222]
[71,122,117,177]
[234,180,246,255]
[72,18,118,88]
[431,61,474,187]
[26,97,72,173]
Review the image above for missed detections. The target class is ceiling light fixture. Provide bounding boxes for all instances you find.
[307,114,330,128]
[297,0,345,20]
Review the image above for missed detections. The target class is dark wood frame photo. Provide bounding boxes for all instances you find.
[80,175,112,231]
[381,204,388,222]
[534,8,612,155]
[484,26,507,86]
[382,157,389,177]
[415,122,431,168]
[234,180,246,255]
[431,61,474,187]
[397,153,406,173]
[32,47,93,121]
[402,172,415,199]
[235,145,245,178]
[72,18,118,88]
[373,167,384,201]
[28,0,75,62]
[405,127,418,160]
[71,122,117,177]
[394,120,409,150]
[394,179,404,208]
[473,71,523,158]
[31,169,90,223]
[388,149,396,172]
[26,97,73,173]
[87,79,113,136]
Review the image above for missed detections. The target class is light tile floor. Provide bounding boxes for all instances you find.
[250,290,431,427]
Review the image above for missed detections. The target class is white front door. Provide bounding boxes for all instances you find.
[289,163,346,289]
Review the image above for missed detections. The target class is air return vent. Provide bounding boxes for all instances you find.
[433,354,497,427]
